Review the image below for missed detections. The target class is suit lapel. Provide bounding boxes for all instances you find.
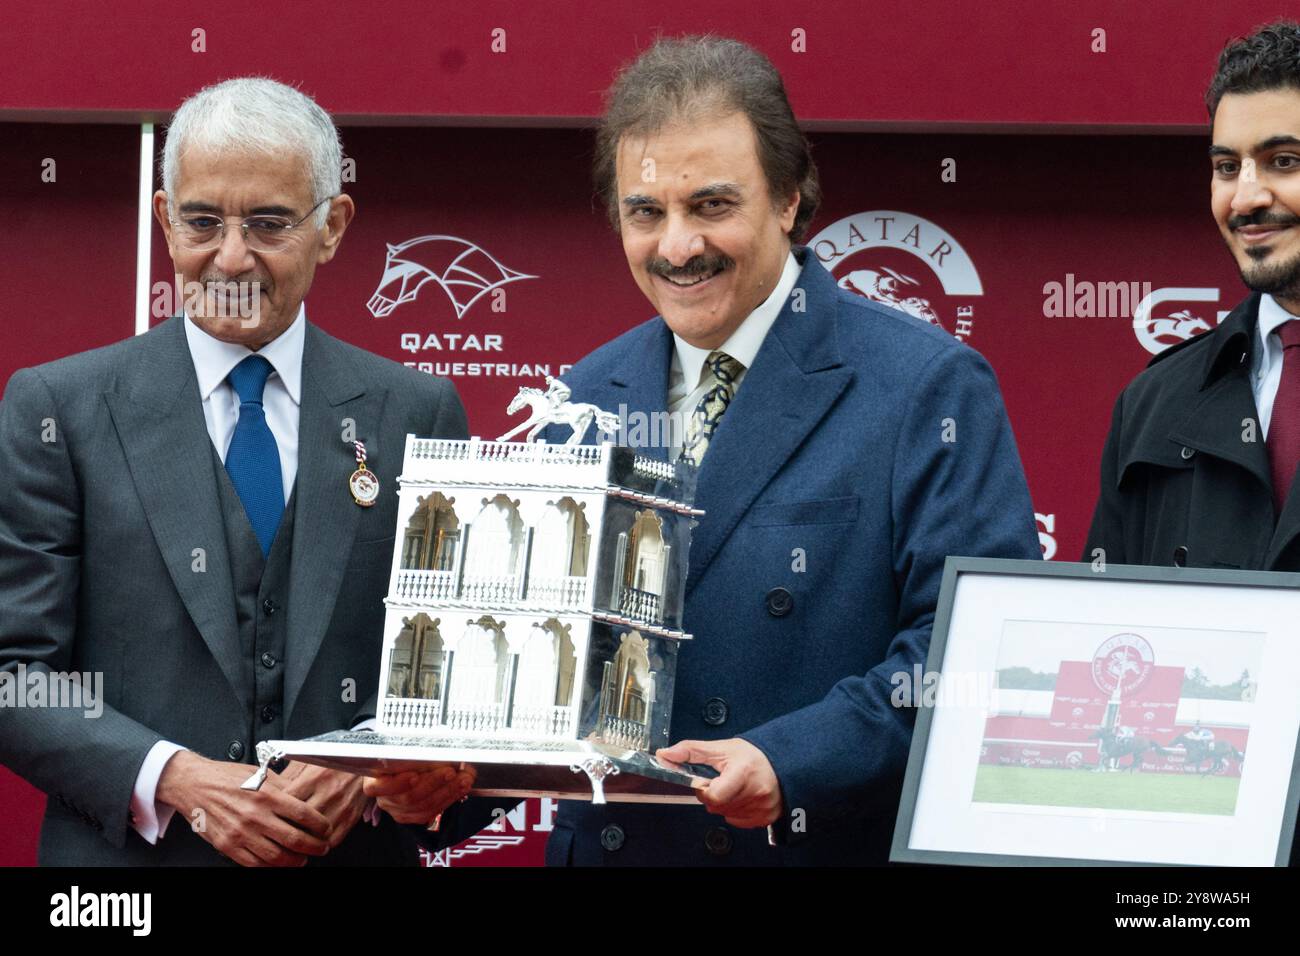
[606,321,674,463]
[685,253,853,592]
[104,317,245,705]
[283,324,389,721]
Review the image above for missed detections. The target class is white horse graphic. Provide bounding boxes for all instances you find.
[366,235,536,319]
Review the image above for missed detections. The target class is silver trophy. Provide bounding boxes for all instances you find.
[244,379,707,804]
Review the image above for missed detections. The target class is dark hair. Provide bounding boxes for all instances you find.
[1206,20,1300,119]
[593,35,821,243]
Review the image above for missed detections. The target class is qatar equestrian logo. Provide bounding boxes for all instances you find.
[367,235,537,319]
[809,210,983,342]
[1091,633,1155,695]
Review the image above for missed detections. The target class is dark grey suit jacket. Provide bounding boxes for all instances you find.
[0,314,468,865]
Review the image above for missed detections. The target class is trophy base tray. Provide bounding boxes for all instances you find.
[252,730,707,804]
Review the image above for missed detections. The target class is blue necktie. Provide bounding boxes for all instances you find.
[225,355,284,557]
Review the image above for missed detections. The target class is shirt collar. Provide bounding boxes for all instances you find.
[672,250,801,390]
[1257,293,1299,346]
[183,303,306,404]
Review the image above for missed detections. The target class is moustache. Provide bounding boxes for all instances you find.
[647,255,734,280]
[1227,211,1300,231]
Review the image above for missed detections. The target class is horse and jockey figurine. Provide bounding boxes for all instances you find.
[497,376,621,445]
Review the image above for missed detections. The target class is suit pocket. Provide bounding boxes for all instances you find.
[749,495,860,528]
[346,534,396,570]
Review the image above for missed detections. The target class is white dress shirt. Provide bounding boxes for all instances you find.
[666,251,801,458]
[129,306,305,844]
[1251,293,1300,440]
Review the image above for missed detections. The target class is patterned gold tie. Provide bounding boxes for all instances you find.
[679,351,745,466]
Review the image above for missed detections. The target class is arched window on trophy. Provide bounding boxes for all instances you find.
[394,493,460,604]
[462,495,527,604]
[512,619,577,737]
[382,614,445,731]
[445,616,510,732]
[598,630,654,751]
[613,510,668,624]
[401,492,459,571]
[528,497,590,608]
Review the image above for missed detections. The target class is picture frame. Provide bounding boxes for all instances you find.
[891,557,1300,867]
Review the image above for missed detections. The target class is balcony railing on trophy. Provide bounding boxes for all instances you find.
[394,569,590,608]
[393,569,458,603]
[444,702,507,733]
[510,705,573,737]
[599,715,649,751]
[382,697,443,732]
[618,586,662,623]
[460,574,521,604]
[408,438,604,466]
[526,575,588,609]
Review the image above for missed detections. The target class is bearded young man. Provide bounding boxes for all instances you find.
[1084,21,1300,864]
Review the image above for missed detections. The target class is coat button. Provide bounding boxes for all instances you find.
[227,740,245,761]
[702,697,729,726]
[261,652,277,669]
[262,599,277,615]
[599,824,625,852]
[260,705,277,724]
[765,587,793,617]
[1173,545,1189,567]
[704,826,733,856]
[1180,446,1195,460]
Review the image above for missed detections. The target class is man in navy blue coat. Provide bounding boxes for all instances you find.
[375,36,1040,864]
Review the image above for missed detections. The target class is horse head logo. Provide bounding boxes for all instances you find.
[1143,309,1212,346]
[366,235,536,319]
[838,267,942,326]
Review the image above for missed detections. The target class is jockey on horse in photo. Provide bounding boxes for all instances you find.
[1168,724,1245,776]
[1093,726,1166,772]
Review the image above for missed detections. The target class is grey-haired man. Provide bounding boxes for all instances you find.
[0,77,473,865]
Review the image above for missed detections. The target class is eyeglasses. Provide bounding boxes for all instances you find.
[168,196,333,253]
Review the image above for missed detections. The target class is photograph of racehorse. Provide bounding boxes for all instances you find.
[1166,733,1246,775]
[1092,728,1167,772]
[971,619,1259,816]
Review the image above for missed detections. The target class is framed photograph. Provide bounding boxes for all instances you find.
[891,558,1300,867]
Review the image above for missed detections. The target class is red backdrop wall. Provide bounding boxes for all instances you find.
[0,0,1268,865]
